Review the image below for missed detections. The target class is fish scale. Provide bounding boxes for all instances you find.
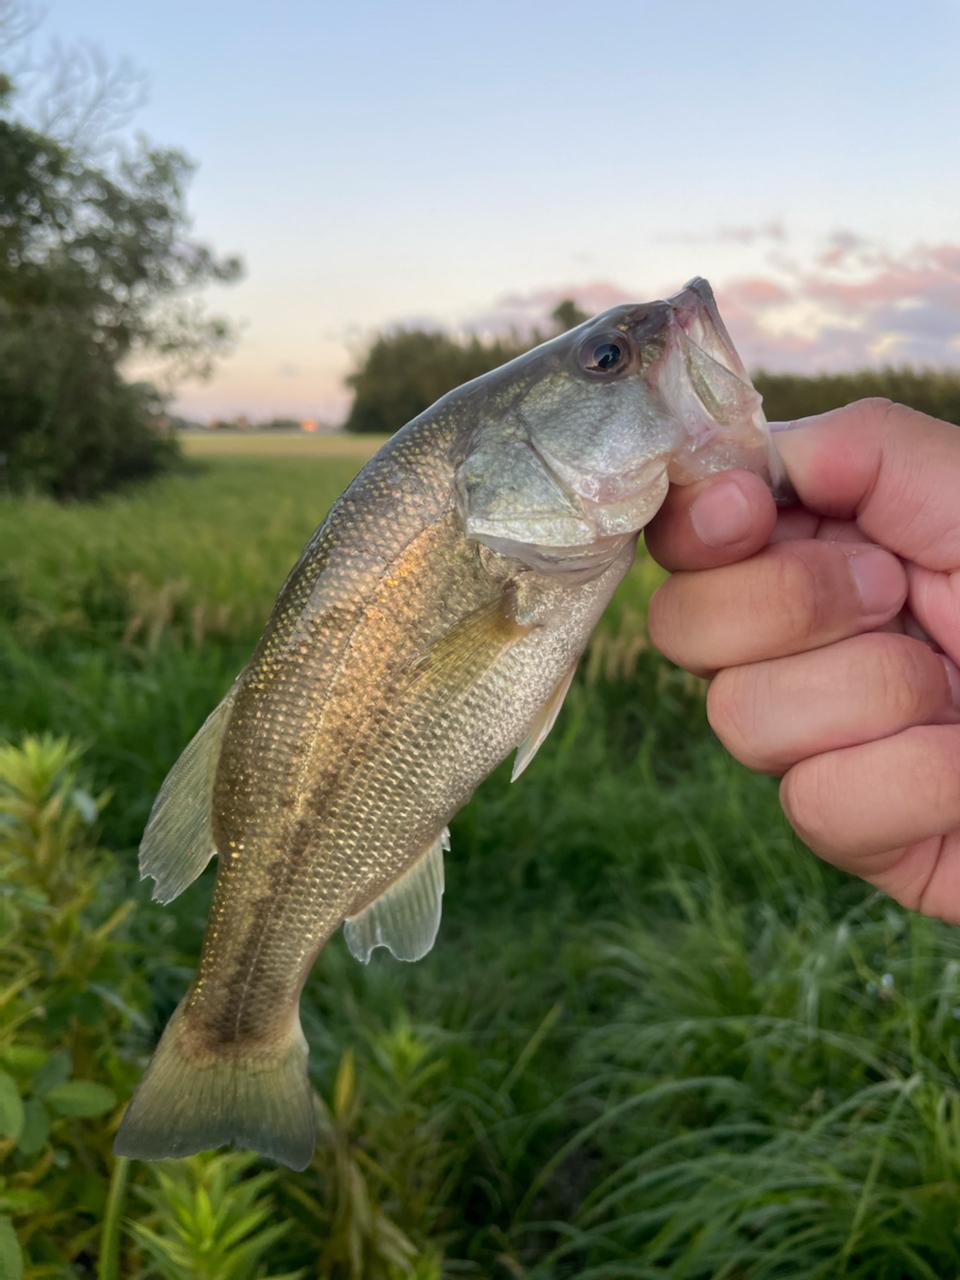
[115,278,789,1168]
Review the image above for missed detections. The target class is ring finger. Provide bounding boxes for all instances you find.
[707,631,960,775]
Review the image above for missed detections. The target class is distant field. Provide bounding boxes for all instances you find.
[179,430,390,457]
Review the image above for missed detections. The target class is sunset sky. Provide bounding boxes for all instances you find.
[21,0,960,422]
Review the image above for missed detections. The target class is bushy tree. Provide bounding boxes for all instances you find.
[0,37,241,499]
[344,299,599,436]
[343,329,526,435]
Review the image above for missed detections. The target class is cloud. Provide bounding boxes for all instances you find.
[723,237,960,371]
[465,282,637,341]
[464,234,960,373]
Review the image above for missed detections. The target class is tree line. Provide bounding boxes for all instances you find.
[344,311,960,437]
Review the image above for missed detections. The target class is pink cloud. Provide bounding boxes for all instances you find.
[452,235,960,374]
[467,281,637,340]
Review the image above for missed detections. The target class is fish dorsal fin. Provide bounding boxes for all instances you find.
[511,659,578,782]
[343,828,449,964]
[139,692,235,905]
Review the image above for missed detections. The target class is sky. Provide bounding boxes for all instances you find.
[12,0,960,422]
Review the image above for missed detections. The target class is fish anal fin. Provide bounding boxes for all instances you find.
[344,827,449,964]
[113,1000,315,1171]
[511,659,578,782]
[139,692,235,905]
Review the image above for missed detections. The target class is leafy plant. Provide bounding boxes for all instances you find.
[129,1151,304,1280]
[5,447,960,1276]
[0,734,143,1277]
[278,1047,443,1280]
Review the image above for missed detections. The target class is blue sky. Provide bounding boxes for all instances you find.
[19,0,960,420]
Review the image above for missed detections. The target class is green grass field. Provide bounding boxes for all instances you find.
[178,430,390,458]
[3,453,960,1279]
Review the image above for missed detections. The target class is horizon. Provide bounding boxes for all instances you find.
[19,1,960,423]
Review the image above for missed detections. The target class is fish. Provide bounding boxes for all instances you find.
[114,277,788,1171]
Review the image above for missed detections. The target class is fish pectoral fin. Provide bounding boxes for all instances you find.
[138,690,236,905]
[343,827,449,964]
[406,597,534,688]
[511,658,579,782]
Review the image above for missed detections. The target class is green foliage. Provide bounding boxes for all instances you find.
[4,447,960,1275]
[130,1151,304,1280]
[0,733,143,1277]
[0,456,365,849]
[342,300,593,436]
[551,300,590,332]
[754,365,960,426]
[0,38,241,499]
[279,1048,442,1279]
[343,329,527,435]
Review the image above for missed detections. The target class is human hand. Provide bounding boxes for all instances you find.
[644,400,960,922]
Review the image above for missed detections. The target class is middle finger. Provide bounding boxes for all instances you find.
[648,539,907,676]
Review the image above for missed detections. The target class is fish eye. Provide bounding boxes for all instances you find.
[577,332,631,377]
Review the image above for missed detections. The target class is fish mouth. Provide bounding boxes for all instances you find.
[654,277,791,498]
[665,276,749,381]
[455,277,791,580]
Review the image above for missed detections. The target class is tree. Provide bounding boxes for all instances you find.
[551,299,589,331]
[343,300,596,436]
[343,329,527,435]
[0,25,242,499]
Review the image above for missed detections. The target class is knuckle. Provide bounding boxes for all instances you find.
[884,639,940,724]
[705,669,741,746]
[779,757,838,854]
[905,729,960,818]
[707,667,779,772]
[855,634,941,727]
[759,547,826,649]
[647,580,684,664]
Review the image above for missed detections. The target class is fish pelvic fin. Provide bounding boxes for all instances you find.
[511,658,579,782]
[113,999,315,1171]
[139,691,235,904]
[344,827,448,964]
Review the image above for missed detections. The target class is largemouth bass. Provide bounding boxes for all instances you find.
[115,278,787,1170]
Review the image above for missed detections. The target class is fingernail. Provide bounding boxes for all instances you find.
[844,547,905,617]
[690,480,753,548]
[941,655,960,712]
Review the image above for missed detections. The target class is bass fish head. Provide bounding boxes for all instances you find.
[454,276,788,577]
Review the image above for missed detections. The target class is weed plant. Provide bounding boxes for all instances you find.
[2,456,960,1277]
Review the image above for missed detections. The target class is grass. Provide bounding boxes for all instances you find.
[2,452,960,1278]
[177,432,389,458]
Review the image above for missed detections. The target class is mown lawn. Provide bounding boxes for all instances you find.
[3,453,960,1279]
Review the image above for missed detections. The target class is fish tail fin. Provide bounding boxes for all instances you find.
[114,1000,316,1171]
